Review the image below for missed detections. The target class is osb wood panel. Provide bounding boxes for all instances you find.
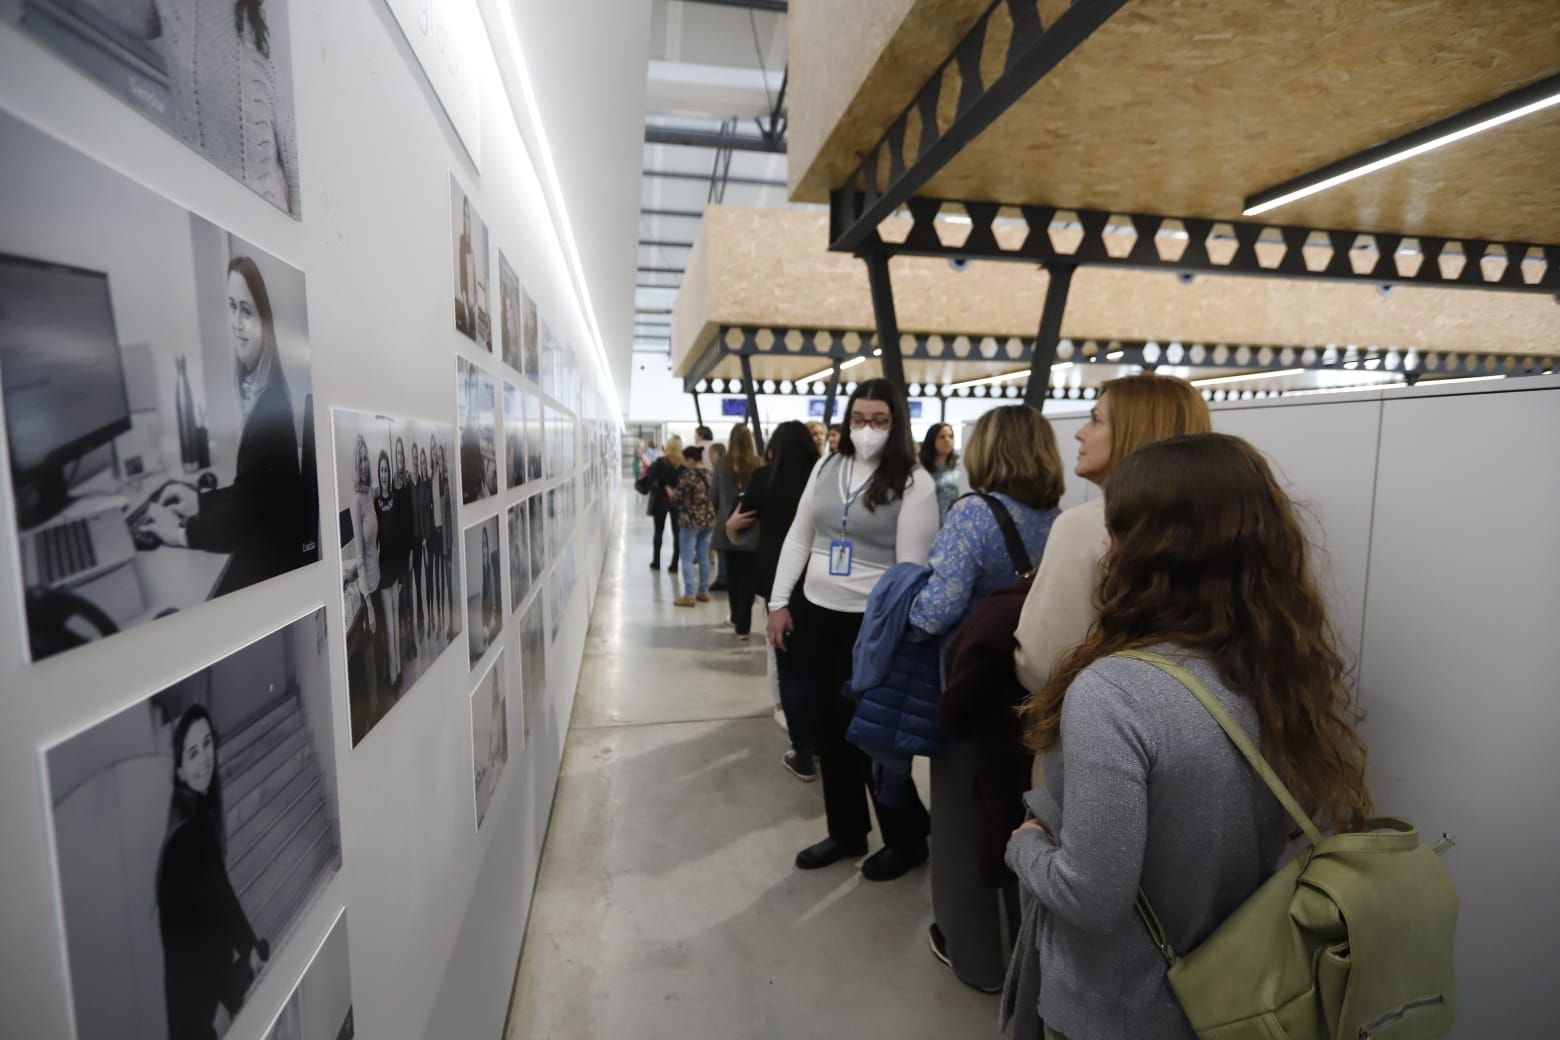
[920,0,1560,241]
[789,0,991,203]
[1274,106,1560,245]
[672,206,1559,374]
[669,226,711,373]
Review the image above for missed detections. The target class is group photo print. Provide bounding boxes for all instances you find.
[331,409,462,746]
[43,608,341,1040]
[0,110,318,664]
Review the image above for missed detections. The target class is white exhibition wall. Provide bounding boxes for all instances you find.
[0,3,640,1039]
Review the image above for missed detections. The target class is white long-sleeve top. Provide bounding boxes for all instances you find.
[769,454,939,614]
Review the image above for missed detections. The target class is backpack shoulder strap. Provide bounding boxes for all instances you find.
[1113,649,1324,845]
[1113,648,1325,965]
[958,492,1032,579]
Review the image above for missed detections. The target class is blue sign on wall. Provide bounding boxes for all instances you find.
[721,397,748,417]
[810,399,923,419]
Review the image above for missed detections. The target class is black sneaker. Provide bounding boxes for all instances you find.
[928,923,953,969]
[860,844,928,881]
[649,560,661,570]
[783,750,817,782]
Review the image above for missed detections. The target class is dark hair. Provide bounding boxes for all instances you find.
[377,449,392,490]
[919,423,957,472]
[683,445,704,463]
[766,420,820,483]
[1020,433,1373,832]
[695,426,714,441]
[836,378,916,510]
[235,0,271,58]
[168,705,226,852]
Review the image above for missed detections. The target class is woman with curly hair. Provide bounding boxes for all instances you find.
[1006,433,1373,1040]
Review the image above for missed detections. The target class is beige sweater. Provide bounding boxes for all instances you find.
[1012,497,1108,787]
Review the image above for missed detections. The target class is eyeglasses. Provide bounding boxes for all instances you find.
[848,414,893,431]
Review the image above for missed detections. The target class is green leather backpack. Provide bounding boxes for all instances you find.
[1116,650,1460,1040]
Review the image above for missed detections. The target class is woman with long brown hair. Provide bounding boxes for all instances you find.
[1006,433,1372,1040]
[712,423,763,638]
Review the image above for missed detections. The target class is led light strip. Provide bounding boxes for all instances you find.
[1244,78,1560,218]
[1190,368,1306,387]
[946,362,1073,391]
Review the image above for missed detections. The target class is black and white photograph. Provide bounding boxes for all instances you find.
[4,0,302,217]
[519,597,545,750]
[537,317,554,399]
[507,499,529,613]
[544,488,559,566]
[43,608,341,1040]
[519,287,540,384]
[498,251,520,374]
[332,409,462,746]
[449,175,490,348]
[525,491,546,585]
[1,112,318,663]
[524,392,544,483]
[464,515,501,668]
[503,381,526,491]
[456,356,497,504]
[470,651,509,829]
[259,910,354,1040]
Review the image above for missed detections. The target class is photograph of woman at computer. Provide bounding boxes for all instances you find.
[0,111,319,663]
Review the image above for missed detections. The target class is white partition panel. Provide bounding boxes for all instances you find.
[1357,383,1560,1036]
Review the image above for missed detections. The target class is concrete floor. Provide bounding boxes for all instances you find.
[505,504,997,1040]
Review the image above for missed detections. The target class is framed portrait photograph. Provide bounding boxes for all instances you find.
[449,175,490,349]
[331,409,463,746]
[463,515,501,668]
[470,650,509,829]
[503,381,526,491]
[43,608,341,1040]
[456,357,497,505]
[258,909,354,1040]
[1,111,319,664]
[519,596,545,750]
[4,0,303,217]
[518,288,539,385]
[525,490,545,586]
[497,252,520,374]
[506,499,529,614]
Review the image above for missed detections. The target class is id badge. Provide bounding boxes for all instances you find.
[828,539,854,576]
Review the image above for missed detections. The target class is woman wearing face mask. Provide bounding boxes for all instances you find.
[157,705,269,1040]
[142,257,311,596]
[767,378,940,880]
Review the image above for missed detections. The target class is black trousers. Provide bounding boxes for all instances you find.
[725,550,758,635]
[801,600,930,851]
[651,500,680,566]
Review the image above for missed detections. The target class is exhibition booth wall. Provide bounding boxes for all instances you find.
[0,3,641,1039]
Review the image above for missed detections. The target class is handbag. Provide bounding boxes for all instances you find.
[960,492,1033,579]
[1118,650,1459,1040]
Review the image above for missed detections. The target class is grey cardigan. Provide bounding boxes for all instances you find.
[1004,648,1291,1040]
[710,459,756,553]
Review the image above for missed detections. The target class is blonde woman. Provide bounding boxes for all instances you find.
[645,435,686,571]
[907,405,1066,992]
[1013,374,1213,705]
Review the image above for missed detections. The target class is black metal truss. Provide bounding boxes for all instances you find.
[637,265,686,275]
[642,207,705,219]
[640,239,696,249]
[831,197,1560,295]
[644,168,786,189]
[676,0,787,13]
[828,0,1127,254]
[646,125,786,154]
[681,324,1557,393]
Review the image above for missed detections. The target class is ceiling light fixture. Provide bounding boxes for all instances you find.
[946,362,1072,392]
[1190,368,1306,387]
[1415,374,1506,387]
[1244,74,1560,218]
[794,355,869,385]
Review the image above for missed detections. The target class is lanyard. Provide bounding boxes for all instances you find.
[839,457,872,532]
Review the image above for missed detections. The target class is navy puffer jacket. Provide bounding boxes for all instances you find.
[846,563,946,767]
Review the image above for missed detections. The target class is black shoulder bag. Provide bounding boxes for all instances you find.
[956,492,1034,580]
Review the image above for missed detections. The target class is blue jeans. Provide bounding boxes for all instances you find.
[678,526,712,596]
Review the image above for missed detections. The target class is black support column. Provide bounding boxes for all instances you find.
[739,354,765,453]
[691,391,705,427]
[864,252,907,392]
[822,360,843,427]
[1023,263,1076,409]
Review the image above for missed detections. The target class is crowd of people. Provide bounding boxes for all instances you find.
[635,373,1374,1039]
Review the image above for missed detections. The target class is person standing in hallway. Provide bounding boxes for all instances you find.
[766,379,939,880]
[904,406,1064,993]
[728,421,821,780]
[670,446,715,607]
[645,436,684,572]
[920,423,962,521]
[806,420,827,456]
[712,425,761,637]
[707,441,729,592]
[1012,375,1212,780]
[827,423,843,454]
[1006,434,1373,1040]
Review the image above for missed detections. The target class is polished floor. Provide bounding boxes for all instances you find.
[505,503,996,1039]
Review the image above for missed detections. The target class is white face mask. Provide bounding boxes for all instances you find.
[850,427,890,462]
